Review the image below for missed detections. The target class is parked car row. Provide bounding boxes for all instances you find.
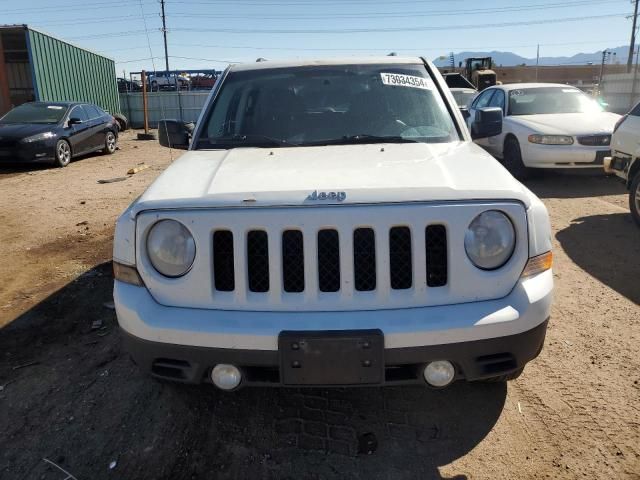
[117,74,219,93]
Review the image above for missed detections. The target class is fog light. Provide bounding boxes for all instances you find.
[423,360,455,387]
[210,364,242,390]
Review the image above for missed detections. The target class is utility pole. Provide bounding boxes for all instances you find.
[599,49,610,96]
[160,0,170,75]
[628,0,639,72]
[535,44,540,82]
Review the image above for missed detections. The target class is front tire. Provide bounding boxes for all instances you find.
[104,131,117,155]
[54,139,71,167]
[503,137,530,180]
[629,171,640,227]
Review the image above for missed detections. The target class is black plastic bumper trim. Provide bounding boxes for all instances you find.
[121,318,548,387]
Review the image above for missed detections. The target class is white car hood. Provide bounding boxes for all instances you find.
[133,142,532,211]
[507,112,620,135]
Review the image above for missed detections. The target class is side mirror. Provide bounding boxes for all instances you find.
[158,119,191,150]
[68,117,82,125]
[459,106,471,121]
[470,107,502,139]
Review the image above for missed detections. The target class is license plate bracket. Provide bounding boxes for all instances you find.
[279,330,384,386]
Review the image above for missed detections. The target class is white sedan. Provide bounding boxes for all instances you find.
[466,83,620,178]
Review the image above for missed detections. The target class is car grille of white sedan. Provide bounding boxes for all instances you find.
[577,135,611,147]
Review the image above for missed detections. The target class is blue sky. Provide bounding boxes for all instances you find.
[0,0,636,74]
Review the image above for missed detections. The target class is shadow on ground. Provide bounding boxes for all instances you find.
[556,213,640,305]
[0,264,506,480]
[524,171,626,199]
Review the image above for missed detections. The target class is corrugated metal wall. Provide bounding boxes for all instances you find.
[27,28,120,114]
[120,91,209,128]
[602,72,640,114]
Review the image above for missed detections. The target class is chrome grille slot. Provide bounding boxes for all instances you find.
[353,228,376,291]
[317,229,341,292]
[282,230,304,293]
[389,226,413,290]
[247,230,269,292]
[213,230,235,291]
[425,225,448,287]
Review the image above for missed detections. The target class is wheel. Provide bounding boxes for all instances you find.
[113,113,129,132]
[54,139,71,167]
[503,137,530,180]
[629,171,640,227]
[103,131,117,155]
[482,367,524,383]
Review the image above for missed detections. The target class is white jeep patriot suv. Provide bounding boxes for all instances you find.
[113,58,553,390]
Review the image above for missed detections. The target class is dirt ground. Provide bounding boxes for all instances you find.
[0,131,639,479]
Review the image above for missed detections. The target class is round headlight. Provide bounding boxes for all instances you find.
[464,210,516,270]
[146,219,196,277]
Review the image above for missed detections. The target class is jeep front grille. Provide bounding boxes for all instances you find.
[213,225,447,294]
[138,203,530,311]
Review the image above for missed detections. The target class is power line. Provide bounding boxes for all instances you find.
[169,55,238,63]
[71,11,629,39]
[27,14,156,27]
[169,12,630,34]
[169,39,630,53]
[168,0,627,20]
[168,0,464,4]
[0,0,154,14]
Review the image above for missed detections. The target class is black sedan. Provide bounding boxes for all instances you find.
[0,102,118,167]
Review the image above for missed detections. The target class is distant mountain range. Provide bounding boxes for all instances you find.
[433,46,632,67]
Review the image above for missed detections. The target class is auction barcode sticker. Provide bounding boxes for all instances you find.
[380,73,432,90]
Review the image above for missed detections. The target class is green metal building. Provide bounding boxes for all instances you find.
[0,25,120,116]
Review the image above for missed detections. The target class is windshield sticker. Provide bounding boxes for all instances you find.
[380,73,432,90]
[47,106,64,110]
[511,90,524,96]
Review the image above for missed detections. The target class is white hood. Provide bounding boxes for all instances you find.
[134,142,531,212]
[507,111,620,136]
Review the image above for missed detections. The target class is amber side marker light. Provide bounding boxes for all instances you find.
[521,251,553,278]
[113,261,145,286]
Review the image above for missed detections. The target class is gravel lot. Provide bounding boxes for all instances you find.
[0,131,639,479]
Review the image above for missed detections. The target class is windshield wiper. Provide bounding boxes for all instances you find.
[304,134,418,146]
[211,134,298,147]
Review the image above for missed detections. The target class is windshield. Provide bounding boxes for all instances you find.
[0,103,68,124]
[197,63,459,149]
[508,87,603,115]
[451,90,476,107]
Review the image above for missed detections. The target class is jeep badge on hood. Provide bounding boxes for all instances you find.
[306,190,347,202]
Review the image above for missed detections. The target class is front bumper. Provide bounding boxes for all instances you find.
[520,141,610,169]
[604,153,631,181]
[0,141,56,163]
[115,269,553,386]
